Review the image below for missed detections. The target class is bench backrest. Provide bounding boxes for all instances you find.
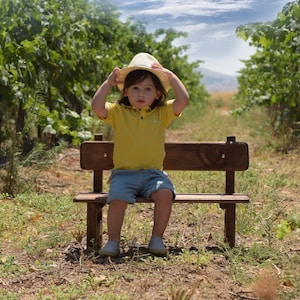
[80,134,249,193]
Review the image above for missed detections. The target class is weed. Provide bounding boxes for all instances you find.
[276,215,300,240]
[168,286,194,300]
[72,228,85,244]
[0,140,64,196]
[179,249,211,266]
[0,255,21,278]
[251,268,280,300]
[0,131,22,197]
[0,292,18,300]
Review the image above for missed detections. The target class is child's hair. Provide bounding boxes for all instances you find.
[118,70,167,109]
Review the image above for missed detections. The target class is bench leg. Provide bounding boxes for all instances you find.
[86,203,104,250]
[220,203,236,247]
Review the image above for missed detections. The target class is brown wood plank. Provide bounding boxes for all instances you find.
[80,141,249,171]
[74,192,249,204]
[80,142,114,170]
[223,204,236,247]
[173,193,249,203]
[74,192,104,202]
[164,142,249,171]
[86,203,103,249]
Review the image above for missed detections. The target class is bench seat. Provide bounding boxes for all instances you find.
[74,192,249,204]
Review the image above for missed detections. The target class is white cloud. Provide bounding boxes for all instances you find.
[112,0,291,75]
[173,23,208,32]
[206,28,234,40]
[200,38,256,74]
[134,0,254,18]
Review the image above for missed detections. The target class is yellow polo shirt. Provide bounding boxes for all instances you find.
[103,100,178,170]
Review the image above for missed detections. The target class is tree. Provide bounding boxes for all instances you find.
[0,0,208,153]
[235,0,300,149]
[0,0,124,149]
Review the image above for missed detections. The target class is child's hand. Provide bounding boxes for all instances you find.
[152,61,189,115]
[107,68,122,86]
[151,62,173,79]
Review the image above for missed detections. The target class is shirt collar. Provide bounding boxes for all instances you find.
[120,103,154,112]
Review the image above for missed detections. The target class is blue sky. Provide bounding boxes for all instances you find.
[110,0,291,75]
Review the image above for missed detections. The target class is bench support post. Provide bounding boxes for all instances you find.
[221,203,236,247]
[221,135,236,247]
[85,133,105,250]
[87,203,104,250]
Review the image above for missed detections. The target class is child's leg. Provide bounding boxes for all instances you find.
[151,189,173,238]
[107,200,128,241]
[99,199,127,257]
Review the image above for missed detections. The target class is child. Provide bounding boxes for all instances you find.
[92,53,189,257]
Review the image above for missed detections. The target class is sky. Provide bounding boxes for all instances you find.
[110,0,292,75]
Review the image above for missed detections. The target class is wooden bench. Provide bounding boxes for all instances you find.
[74,134,249,249]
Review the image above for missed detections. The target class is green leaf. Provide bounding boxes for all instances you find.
[235,0,300,145]
[259,36,269,47]
[236,27,248,41]
[42,124,56,135]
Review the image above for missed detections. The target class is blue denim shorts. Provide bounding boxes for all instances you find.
[107,169,175,204]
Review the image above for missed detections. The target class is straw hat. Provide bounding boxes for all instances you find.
[117,53,170,91]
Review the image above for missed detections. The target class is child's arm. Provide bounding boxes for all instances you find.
[91,68,120,119]
[152,63,189,116]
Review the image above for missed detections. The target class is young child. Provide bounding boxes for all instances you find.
[92,53,189,257]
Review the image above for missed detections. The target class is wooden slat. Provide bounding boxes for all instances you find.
[164,142,249,171]
[80,142,114,170]
[172,193,249,203]
[223,203,236,247]
[86,203,103,249]
[74,192,249,204]
[80,141,249,171]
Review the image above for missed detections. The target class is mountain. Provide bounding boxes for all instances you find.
[200,68,238,93]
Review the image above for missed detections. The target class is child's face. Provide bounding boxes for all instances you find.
[124,76,161,109]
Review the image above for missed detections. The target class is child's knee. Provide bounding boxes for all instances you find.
[151,188,173,202]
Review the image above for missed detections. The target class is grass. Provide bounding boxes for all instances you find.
[0,91,299,299]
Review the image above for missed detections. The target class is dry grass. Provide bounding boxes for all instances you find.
[251,269,280,300]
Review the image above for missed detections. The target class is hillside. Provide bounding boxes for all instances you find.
[200,68,238,92]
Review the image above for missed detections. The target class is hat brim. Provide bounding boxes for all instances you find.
[116,66,170,92]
